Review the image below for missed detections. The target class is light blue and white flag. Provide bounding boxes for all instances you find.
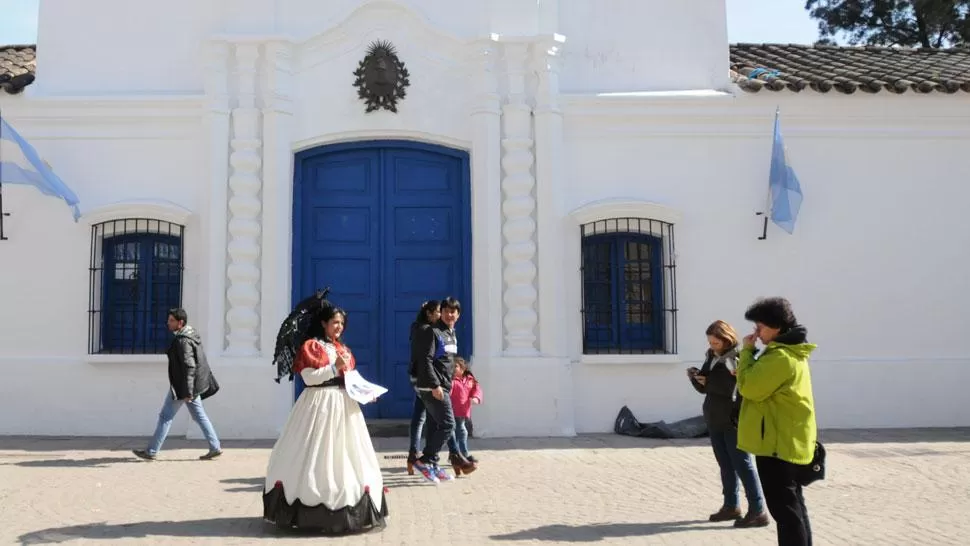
[766,108,803,234]
[1,113,81,221]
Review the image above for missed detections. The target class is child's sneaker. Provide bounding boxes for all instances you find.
[432,464,453,481]
[412,461,439,484]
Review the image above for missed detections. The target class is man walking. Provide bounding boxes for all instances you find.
[412,297,476,481]
[133,308,222,461]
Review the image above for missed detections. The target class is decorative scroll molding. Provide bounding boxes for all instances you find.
[499,42,538,354]
[225,43,263,356]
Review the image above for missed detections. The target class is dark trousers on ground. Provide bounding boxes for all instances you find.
[409,394,462,457]
[417,390,456,465]
[756,455,813,546]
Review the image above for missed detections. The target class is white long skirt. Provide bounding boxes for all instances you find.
[262,386,386,533]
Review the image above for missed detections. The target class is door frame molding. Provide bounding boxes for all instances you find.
[290,139,473,416]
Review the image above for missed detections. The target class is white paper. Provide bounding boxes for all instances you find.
[343,370,389,405]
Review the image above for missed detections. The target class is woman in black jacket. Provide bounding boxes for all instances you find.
[406,300,440,474]
[688,320,768,528]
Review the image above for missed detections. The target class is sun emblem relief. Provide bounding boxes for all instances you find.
[352,40,411,113]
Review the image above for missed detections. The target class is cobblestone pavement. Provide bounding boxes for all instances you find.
[1,428,968,545]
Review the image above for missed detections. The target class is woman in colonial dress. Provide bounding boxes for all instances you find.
[262,305,388,533]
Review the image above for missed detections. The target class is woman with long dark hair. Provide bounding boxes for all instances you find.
[406,300,439,474]
[263,304,387,533]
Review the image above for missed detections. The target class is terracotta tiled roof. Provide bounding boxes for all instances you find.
[0,44,36,94]
[5,43,970,96]
[730,43,970,95]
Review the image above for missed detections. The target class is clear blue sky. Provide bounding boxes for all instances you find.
[0,0,819,45]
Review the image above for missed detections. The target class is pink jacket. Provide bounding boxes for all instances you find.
[450,374,483,419]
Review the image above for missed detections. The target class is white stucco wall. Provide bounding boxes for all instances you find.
[560,93,970,433]
[34,0,219,95]
[1,0,967,438]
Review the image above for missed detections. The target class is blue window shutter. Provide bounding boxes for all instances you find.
[582,231,665,354]
[101,233,182,354]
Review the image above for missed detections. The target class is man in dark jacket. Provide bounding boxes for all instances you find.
[410,297,476,481]
[133,308,222,461]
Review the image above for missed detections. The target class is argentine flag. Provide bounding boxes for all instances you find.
[766,108,803,234]
[1,114,81,221]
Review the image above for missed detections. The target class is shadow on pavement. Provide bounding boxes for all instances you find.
[489,520,712,541]
[19,517,389,544]
[18,518,275,544]
[7,457,138,468]
[221,477,263,493]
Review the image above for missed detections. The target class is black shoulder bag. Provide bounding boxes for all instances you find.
[795,440,826,486]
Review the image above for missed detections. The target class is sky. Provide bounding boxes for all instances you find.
[0,0,820,45]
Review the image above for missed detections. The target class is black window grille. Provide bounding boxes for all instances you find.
[580,217,677,354]
[88,219,185,354]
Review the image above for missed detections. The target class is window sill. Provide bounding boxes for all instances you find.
[580,354,682,366]
[85,354,167,365]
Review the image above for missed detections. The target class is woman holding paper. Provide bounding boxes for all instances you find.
[262,305,388,534]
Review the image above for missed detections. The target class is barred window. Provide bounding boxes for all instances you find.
[88,219,184,354]
[580,218,677,354]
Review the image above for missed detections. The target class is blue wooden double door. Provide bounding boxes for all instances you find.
[292,141,472,419]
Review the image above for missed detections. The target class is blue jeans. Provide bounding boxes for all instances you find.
[408,395,426,455]
[709,428,764,513]
[451,417,470,457]
[146,391,221,455]
[409,393,462,456]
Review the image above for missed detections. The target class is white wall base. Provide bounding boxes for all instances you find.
[473,355,576,438]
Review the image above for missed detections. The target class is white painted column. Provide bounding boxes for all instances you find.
[499,41,539,355]
[202,40,231,353]
[469,36,505,361]
[225,43,263,356]
[531,35,567,356]
[259,39,295,358]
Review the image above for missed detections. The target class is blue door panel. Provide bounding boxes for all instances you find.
[293,142,470,419]
[383,148,468,418]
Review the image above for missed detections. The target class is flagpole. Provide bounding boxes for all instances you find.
[756,107,780,241]
[0,106,8,241]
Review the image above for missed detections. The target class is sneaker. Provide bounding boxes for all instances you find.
[431,464,453,482]
[199,449,223,461]
[412,461,440,484]
[132,449,156,461]
[734,510,770,528]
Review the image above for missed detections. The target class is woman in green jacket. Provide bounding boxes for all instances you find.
[737,297,817,546]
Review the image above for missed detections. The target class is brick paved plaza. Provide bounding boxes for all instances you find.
[2,429,968,545]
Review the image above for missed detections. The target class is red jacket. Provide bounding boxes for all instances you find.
[450,374,483,419]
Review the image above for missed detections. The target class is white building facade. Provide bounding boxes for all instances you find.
[1,0,969,439]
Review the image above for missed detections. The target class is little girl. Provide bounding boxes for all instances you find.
[449,357,482,473]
